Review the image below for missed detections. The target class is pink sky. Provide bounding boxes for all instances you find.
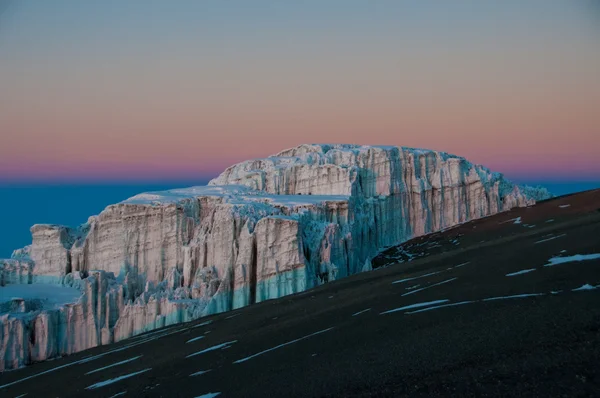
[1,1,598,182]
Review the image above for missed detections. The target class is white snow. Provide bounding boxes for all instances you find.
[192,320,213,328]
[545,219,554,223]
[85,356,143,375]
[194,393,221,398]
[128,325,179,341]
[534,234,566,244]
[401,277,457,297]
[108,392,127,398]
[405,301,475,314]
[186,336,205,344]
[559,204,571,208]
[186,341,238,358]
[406,293,543,314]
[393,262,466,286]
[380,299,450,315]
[505,269,536,277]
[0,284,81,309]
[544,253,600,267]
[392,271,442,284]
[405,284,599,315]
[225,313,241,319]
[352,308,371,316]
[405,284,421,290]
[482,293,544,301]
[233,327,334,364]
[85,368,152,390]
[500,216,521,225]
[572,284,597,291]
[454,262,470,268]
[190,369,212,377]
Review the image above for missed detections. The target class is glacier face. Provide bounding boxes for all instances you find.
[0,144,551,370]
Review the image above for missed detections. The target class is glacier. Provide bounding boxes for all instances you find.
[0,144,552,370]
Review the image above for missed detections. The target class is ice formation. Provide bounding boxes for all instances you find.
[0,144,551,370]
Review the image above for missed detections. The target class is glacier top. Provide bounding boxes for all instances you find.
[122,185,349,207]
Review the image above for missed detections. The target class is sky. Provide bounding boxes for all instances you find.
[0,0,599,183]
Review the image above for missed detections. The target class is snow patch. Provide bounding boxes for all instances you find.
[405,301,474,314]
[401,277,457,297]
[380,299,450,315]
[192,320,213,328]
[85,368,152,390]
[392,271,442,284]
[544,253,600,267]
[500,216,521,225]
[572,284,597,291]
[233,327,334,364]
[85,356,143,375]
[190,369,212,377]
[352,308,371,316]
[186,341,238,358]
[534,234,566,244]
[482,293,544,301]
[506,268,536,277]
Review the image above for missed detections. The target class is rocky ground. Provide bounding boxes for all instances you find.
[1,189,599,398]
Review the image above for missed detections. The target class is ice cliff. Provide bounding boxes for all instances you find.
[0,144,551,370]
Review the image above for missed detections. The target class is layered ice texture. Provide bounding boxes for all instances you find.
[0,144,551,369]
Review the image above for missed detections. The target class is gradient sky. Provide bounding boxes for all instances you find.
[1,0,599,182]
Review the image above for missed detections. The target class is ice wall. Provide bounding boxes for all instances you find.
[0,144,550,370]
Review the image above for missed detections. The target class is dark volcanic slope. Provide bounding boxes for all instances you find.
[2,190,600,398]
